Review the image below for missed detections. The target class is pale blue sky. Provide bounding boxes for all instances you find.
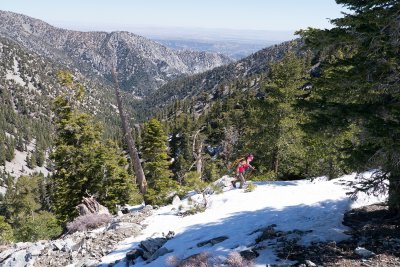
[0,0,347,41]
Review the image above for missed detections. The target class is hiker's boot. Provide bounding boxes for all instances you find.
[231,181,237,188]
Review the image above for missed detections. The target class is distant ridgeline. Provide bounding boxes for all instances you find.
[0,10,232,96]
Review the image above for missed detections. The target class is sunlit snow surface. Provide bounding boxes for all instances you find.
[99,171,387,266]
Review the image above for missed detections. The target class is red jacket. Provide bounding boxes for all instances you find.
[237,163,250,173]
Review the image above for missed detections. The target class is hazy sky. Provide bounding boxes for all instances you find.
[1,0,347,41]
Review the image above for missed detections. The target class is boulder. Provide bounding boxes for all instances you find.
[172,195,181,206]
[239,249,259,261]
[139,237,168,260]
[147,247,172,263]
[61,238,76,252]
[126,248,144,262]
[354,247,376,258]
[305,259,317,267]
[204,176,233,194]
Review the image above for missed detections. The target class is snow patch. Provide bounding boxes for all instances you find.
[99,172,387,266]
[2,138,50,179]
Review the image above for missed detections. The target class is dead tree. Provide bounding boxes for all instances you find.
[112,67,147,195]
[190,127,205,176]
[76,196,110,216]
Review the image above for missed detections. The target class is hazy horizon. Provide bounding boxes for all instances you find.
[0,0,347,43]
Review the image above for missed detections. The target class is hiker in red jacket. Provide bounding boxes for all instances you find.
[232,154,255,188]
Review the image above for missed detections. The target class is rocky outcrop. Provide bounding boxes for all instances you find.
[197,236,229,247]
[124,231,175,265]
[0,205,153,267]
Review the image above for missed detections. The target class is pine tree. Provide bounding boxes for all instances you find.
[35,148,45,167]
[5,137,15,162]
[298,0,400,214]
[169,114,193,183]
[0,216,13,245]
[1,174,62,242]
[142,118,178,205]
[245,52,308,177]
[26,152,37,169]
[50,71,138,223]
[0,143,5,166]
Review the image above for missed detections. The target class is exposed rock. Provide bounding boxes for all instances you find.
[147,247,172,263]
[0,205,153,267]
[107,222,141,232]
[355,247,376,258]
[197,236,229,247]
[139,237,168,260]
[121,207,130,214]
[126,248,144,262]
[204,176,233,194]
[75,255,100,267]
[163,230,175,239]
[172,195,181,205]
[305,259,317,266]
[239,249,259,261]
[0,248,14,262]
[256,225,278,243]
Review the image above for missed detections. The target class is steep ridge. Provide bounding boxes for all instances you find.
[0,10,232,95]
[143,39,305,110]
[0,36,141,180]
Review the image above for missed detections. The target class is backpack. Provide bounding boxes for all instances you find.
[228,157,245,174]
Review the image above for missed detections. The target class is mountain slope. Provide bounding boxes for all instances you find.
[143,39,305,111]
[0,36,140,180]
[0,10,232,95]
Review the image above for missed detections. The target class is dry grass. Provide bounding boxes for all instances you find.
[66,213,112,233]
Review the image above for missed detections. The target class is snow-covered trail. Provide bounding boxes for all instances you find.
[99,172,387,266]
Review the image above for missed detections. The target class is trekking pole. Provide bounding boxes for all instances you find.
[246,167,255,180]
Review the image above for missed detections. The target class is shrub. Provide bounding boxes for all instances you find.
[225,252,253,267]
[0,216,14,244]
[184,172,208,193]
[244,182,257,193]
[179,205,206,217]
[251,170,276,181]
[66,213,112,233]
[13,211,62,242]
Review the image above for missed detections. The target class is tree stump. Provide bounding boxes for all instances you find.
[76,196,110,216]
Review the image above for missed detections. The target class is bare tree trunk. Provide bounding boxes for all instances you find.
[273,148,279,176]
[222,126,238,167]
[112,67,147,195]
[192,127,204,176]
[388,172,400,217]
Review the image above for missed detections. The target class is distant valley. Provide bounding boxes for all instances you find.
[154,39,278,60]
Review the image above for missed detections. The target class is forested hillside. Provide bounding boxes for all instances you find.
[0,36,141,182]
[143,39,305,112]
